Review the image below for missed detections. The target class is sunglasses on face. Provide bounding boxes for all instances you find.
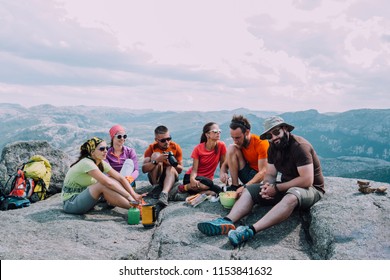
[115,134,127,140]
[265,127,282,140]
[157,137,172,143]
[209,129,222,134]
[98,146,109,152]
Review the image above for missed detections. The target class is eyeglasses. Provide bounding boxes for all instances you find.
[157,137,172,143]
[264,127,282,140]
[98,146,109,152]
[209,129,222,134]
[115,134,127,140]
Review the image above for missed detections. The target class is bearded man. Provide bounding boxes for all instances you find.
[219,115,269,195]
[197,116,325,247]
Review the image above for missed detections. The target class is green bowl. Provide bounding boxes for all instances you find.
[219,191,237,209]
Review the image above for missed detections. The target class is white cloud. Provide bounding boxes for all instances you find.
[0,0,389,113]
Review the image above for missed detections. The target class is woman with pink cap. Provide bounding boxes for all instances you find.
[106,125,140,193]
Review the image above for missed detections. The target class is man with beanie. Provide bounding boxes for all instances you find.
[142,125,183,207]
[197,116,325,247]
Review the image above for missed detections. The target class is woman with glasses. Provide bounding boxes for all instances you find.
[178,122,227,196]
[62,137,141,214]
[106,125,140,189]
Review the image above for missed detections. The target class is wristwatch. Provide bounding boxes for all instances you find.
[152,160,157,165]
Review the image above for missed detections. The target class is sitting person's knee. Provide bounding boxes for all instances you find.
[283,193,299,208]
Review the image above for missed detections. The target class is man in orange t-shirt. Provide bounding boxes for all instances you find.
[220,115,269,195]
[142,125,183,206]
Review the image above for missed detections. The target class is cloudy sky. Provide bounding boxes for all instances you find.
[0,0,389,113]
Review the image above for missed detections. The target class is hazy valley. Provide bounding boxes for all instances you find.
[0,103,389,183]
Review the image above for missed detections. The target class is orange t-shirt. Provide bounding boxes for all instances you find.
[241,134,269,171]
[143,141,183,164]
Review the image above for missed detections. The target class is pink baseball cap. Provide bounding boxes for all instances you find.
[109,124,125,139]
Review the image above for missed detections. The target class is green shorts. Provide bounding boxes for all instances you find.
[246,183,323,209]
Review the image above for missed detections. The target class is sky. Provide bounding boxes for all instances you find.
[0,0,389,113]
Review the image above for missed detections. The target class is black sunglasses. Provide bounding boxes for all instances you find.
[115,134,127,140]
[264,127,282,140]
[157,137,172,143]
[98,146,109,152]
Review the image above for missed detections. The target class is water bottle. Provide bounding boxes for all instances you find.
[167,151,178,167]
[120,159,134,177]
[127,203,140,225]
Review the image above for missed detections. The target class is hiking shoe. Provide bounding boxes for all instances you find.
[228,226,254,246]
[197,217,235,236]
[157,191,169,206]
[174,192,188,201]
[146,184,163,199]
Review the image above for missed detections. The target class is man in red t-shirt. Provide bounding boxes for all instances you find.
[142,125,183,206]
[220,115,269,195]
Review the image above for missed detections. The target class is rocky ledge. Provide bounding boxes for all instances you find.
[0,142,389,260]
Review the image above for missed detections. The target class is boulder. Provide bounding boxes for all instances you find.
[0,141,72,194]
[0,177,389,260]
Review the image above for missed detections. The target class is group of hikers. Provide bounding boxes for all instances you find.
[61,114,325,247]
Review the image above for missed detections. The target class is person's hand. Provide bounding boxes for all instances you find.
[220,173,229,184]
[125,176,134,184]
[188,180,200,191]
[157,153,168,163]
[133,193,143,202]
[236,186,245,199]
[260,183,275,200]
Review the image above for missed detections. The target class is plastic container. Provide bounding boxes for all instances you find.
[185,193,208,207]
[127,206,140,225]
[219,191,237,209]
[142,204,156,228]
[120,159,134,177]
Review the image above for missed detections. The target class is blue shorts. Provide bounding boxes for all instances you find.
[63,187,99,214]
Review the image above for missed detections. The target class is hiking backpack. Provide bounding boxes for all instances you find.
[0,168,32,210]
[0,155,52,210]
[22,155,52,202]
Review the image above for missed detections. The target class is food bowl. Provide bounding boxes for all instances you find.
[219,191,237,209]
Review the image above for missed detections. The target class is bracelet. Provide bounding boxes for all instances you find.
[273,183,280,193]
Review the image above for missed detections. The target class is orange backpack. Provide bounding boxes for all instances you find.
[8,168,34,198]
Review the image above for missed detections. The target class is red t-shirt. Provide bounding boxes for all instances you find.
[186,141,227,180]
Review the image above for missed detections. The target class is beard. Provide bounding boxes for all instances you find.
[271,132,289,150]
[242,136,250,148]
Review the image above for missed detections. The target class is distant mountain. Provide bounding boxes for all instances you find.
[0,103,389,183]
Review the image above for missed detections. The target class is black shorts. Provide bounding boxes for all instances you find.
[238,163,257,184]
[148,170,179,186]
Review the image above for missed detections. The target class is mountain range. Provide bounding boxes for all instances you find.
[0,103,389,183]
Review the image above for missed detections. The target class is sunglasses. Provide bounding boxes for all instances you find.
[264,127,282,140]
[209,129,222,134]
[98,146,109,152]
[115,134,127,140]
[157,137,172,143]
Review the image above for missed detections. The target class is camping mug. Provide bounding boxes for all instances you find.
[141,204,156,228]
